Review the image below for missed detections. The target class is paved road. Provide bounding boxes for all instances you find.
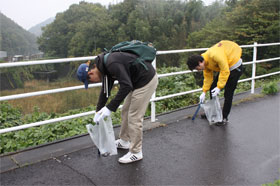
[1,92,279,185]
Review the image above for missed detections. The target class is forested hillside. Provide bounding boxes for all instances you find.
[186,0,280,60]
[28,17,55,37]
[38,0,225,62]
[38,0,279,67]
[0,12,39,57]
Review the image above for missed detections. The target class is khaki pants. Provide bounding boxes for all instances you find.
[119,74,158,153]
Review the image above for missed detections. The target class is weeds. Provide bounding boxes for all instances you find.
[262,81,279,95]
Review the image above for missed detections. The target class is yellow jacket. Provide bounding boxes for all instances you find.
[201,40,242,92]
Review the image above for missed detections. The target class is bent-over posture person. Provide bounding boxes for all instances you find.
[187,40,243,126]
[77,51,158,163]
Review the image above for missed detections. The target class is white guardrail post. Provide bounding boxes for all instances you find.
[251,42,257,94]
[151,57,157,122]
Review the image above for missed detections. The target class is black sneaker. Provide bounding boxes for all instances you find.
[215,118,228,126]
[201,113,207,119]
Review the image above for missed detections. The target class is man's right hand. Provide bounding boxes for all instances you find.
[199,92,206,103]
[96,106,112,123]
[93,112,101,123]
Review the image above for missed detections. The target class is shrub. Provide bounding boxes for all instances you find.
[262,179,280,186]
[262,82,279,95]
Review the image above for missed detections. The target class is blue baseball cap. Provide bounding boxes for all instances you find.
[77,63,89,89]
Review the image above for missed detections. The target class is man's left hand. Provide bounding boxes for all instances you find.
[211,87,220,97]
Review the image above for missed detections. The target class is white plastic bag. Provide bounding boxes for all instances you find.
[201,96,223,125]
[86,116,117,156]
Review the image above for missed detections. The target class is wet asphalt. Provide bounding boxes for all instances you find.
[1,91,279,185]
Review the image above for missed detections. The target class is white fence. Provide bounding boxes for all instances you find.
[0,42,279,134]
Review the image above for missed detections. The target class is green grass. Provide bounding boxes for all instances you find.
[263,179,280,186]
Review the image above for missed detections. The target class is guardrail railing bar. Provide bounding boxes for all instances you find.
[251,42,280,47]
[0,81,120,102]
[254,57,280,63]
[240,42,280,48]
[1,42,278,69]
[158,70,193,78]
[157,48,208,55]
[151,88,202,102]
[237,71,280,82]
[251,71,280,80]
[243,57,280,65]
[0,56,97,68]
[0,110,96,134]
[0,83,100,102]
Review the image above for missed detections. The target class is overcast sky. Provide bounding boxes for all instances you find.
[1,0,216,30]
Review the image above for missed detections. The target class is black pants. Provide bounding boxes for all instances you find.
[209,65,243,120]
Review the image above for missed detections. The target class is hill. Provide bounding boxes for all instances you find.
[0,12,39,57]
[28,17,55,37]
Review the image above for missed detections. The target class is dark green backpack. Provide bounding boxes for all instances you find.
[103,40,157,70]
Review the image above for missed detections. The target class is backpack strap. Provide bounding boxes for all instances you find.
[134,58,148,70]
[103,52,149,70]
[104,53,110,65]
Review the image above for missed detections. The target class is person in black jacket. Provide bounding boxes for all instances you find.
[77,52,158,164]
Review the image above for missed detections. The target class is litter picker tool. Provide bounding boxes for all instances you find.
[192,103,201,121]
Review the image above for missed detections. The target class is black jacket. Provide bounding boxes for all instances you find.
[95,52,156,112]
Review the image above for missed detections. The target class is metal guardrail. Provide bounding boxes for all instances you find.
[0,42,279,134]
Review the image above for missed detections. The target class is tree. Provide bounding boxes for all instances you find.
[186,0,280,50]
[38,2,115,57]
[38,0,224,66]
[186,0,280,79]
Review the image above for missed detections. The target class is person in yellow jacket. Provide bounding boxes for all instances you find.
[187,40,243,125]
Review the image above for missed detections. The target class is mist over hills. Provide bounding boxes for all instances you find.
[28,17,55,37]
[0,12,39,57]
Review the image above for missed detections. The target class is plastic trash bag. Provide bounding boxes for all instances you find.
[86,116,117,156]
[201,96,223,125]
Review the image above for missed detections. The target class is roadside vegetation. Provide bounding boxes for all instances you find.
[263,179,280,186]
[1,67,279,154]
[262,81,279,95]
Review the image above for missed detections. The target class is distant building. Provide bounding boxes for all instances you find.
[12,55,24,62]
[0,51,7,59]
[30,52,44,60]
